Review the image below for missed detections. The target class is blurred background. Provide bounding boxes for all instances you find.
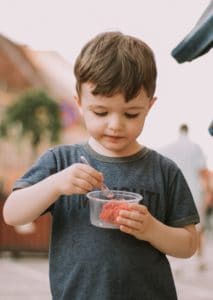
[0,0,212,299]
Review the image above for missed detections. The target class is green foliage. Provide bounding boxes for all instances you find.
[0,89,62,149]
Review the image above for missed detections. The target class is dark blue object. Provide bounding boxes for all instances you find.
[208,120,213,136]
[171,0,213,63]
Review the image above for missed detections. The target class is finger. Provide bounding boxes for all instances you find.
[116,215,142,230]
[119,224,140,236]
[118,209,144,223]
[79,164,103,183]
[72,184,89,194]
[73,177,95,192]
[76,166,103,188]
[128,203,148,214]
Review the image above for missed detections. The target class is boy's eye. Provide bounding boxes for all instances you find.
[93,111,108,116]
[125,113,139,118]
[93,111,140,118]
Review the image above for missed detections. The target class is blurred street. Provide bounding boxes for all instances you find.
[0,234,213,300]
[0,253,50,300]
[169,233,213,300]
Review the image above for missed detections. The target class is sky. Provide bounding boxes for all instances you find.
[1,0,213,168]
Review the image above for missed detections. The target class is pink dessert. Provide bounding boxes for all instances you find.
[99,200,131,224]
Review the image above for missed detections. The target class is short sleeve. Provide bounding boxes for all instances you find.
[13,149,57,190]
[166,169,200,227]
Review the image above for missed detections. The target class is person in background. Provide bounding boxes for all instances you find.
[159,124,207,270]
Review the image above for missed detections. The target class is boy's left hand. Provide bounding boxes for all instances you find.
[116,203,155,241]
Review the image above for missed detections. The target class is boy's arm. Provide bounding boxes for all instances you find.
[3,163,103,226]
[143,218,197,258]
[3,173,61,225]
[117,204,198,258]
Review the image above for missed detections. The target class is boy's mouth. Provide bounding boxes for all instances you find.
[104,135,125,143]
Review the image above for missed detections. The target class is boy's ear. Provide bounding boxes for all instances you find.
[148,96,157,110]
[74,94,80,107]
[74,94,83,114]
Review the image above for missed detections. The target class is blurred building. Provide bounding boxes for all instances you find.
[0,33,87,196]
[0,34,89,254]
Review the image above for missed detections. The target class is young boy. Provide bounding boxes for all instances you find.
[3,31,199,300]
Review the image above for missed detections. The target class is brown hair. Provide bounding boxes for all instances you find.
[74,31,157,101]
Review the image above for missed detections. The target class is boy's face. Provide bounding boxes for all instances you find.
[77,83,156,157]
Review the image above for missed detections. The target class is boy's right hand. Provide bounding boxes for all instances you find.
[54,163,104,196]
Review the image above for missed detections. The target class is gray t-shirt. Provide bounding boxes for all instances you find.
[13,143,199,300]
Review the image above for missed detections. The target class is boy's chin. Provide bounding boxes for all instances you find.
[99,141,139,157]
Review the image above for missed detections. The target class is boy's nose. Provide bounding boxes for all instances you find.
[108,115,123,132]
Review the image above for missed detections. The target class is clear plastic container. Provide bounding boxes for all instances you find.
[87,190,142,229]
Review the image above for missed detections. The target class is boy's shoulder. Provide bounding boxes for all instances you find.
[48,143,85,156]
[146,148,182,181]
[148,148,180,169]
[35,143,87,167]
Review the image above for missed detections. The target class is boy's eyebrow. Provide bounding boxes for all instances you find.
[88,105,106,109]
[127,105,145,109]
[89,104,144,110]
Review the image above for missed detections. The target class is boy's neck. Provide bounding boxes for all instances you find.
[88,137,143,157]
